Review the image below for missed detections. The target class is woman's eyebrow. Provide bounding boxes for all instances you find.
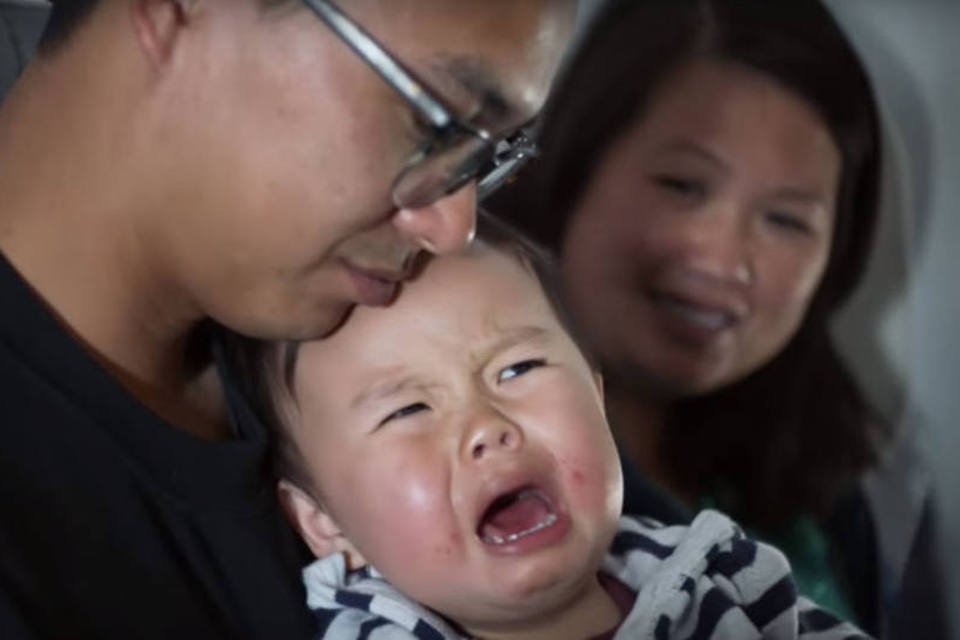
[654,139,727,170]
[767,186,831,207]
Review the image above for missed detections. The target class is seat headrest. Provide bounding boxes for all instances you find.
[1,0,50,101]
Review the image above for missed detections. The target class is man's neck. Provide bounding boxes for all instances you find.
[0,66,230,442]
[89,324,231,442]
[2,229,231,440]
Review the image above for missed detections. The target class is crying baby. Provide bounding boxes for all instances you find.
[238,218,870,640]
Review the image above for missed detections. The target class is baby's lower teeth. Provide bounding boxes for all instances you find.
[486,512,558,545]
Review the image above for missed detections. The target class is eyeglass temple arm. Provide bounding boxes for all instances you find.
[302,0,453,130]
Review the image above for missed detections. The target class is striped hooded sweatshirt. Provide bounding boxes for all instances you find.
[303,510,870,640]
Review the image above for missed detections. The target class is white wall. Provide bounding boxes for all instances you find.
[824,1,960,633]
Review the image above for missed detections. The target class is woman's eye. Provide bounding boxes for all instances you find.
[379,402,430,427]
[765,211,813,235]
[653,174,706,197]
[498,359,547,383]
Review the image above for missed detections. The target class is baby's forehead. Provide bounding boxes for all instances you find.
[388,244,543,314]
[297,247,553,362]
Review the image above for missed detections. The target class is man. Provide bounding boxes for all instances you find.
[0,0,575,637]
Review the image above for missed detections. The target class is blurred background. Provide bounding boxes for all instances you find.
[3,0,958,635]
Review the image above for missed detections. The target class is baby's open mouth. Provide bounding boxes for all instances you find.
[476,486,558,546]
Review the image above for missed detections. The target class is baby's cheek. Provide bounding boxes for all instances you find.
[374,465,460,545]
[431,531,462,560]
[556,427,623,516]
[559,453,618,509]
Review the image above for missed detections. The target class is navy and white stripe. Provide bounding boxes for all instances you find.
[304,554,461,639]
[303,510,871,639]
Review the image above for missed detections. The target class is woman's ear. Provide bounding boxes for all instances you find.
[278,480,368,570]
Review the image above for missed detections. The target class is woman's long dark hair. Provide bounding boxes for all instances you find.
[488,0,887,528]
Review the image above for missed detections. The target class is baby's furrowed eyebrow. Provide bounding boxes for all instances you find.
[473,325,551,363]
[350,374,433,411]
[349,327,551,409]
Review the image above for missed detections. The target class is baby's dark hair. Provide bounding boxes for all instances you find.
[223,211,597,491]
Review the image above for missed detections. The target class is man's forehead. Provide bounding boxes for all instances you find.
[363,0,574,122]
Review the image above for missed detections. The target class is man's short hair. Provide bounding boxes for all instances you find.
[38,0,295,53]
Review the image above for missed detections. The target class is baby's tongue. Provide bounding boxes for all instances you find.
[479,490,552,543]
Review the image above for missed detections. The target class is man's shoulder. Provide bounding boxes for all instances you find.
[0,334,315,638]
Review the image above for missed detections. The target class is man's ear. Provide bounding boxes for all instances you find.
[131,0,197,70]
[278,480,368,570]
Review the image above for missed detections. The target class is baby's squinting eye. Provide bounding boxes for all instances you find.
[498,359,547,383]
[379,402,430,427]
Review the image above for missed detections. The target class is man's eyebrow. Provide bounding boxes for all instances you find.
[432,55,517,123]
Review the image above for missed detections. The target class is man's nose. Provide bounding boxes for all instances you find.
[393,181,477,254]
[460,405,524,462]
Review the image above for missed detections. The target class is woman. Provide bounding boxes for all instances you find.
[489,0,890,631]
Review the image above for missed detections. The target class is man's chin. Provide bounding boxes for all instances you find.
[312,303,357,340]
[228,303,357,343]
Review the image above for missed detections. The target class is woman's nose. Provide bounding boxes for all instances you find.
[684,204,755,286]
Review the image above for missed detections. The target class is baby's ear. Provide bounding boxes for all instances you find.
[278,480,368,570]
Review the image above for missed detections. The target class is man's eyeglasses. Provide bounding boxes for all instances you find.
[302,0,538,209]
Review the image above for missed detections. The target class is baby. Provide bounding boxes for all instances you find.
[236,217,869,639]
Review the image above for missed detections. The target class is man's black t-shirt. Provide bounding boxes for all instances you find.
[0,252,315,638]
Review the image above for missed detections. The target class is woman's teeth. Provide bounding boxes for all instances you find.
[658,296,734,330]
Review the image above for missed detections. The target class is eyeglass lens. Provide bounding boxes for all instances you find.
[392,134,537,210]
